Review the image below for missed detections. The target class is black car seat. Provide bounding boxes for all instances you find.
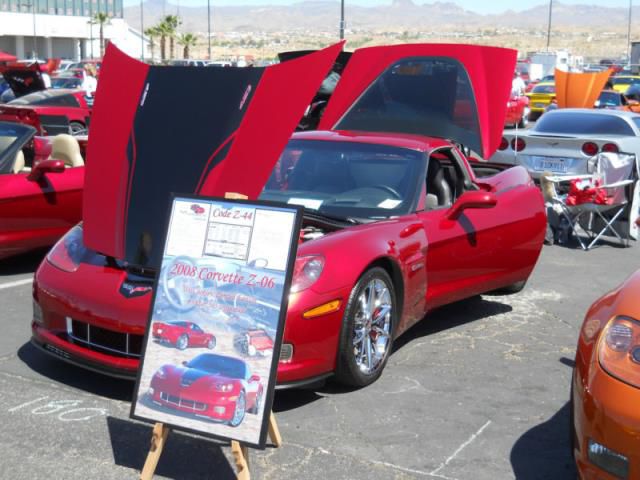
[426,158,452,208]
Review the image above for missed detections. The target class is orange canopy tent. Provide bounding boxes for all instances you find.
[555,68,613,108]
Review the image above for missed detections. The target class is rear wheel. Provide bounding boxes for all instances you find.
[69,121,85,135]
[176,334,188,350]
[517,109,529,128]
[490,280,527,295]
[207,337,216,350]
[335,267,396,388]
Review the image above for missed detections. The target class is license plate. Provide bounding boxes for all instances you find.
[534,102,546,107]
[533,157,567,173]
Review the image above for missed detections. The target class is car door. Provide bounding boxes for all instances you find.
[419,147,510,309]
[0,167,83,259]
[189,323,207,346]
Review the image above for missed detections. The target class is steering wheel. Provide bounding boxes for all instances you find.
[161,256,201,312]
[369,184,402,199]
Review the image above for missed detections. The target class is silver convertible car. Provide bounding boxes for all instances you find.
[490,109,640,179]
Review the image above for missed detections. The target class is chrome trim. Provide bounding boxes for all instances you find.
[159,392,207,411]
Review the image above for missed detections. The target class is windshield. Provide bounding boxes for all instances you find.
[532,84,555,94]
[533,111,636,135]
[9,91,80,107]
[597,91,622,107]
[260,139,424,220]
[612,77,640,85]
[0,122,35,174]
[187,354,246,379]
[52,77,82,89]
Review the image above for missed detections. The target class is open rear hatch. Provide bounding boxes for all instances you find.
[0,64,46,98]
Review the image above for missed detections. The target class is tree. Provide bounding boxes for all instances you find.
[155,21,171,61]
[162,15,181,60]
[177,33,198,60]
[144,26,160,61]
[90,12,111,58]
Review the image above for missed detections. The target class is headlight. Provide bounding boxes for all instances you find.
[215,382,234,392]
[599,316,640,388]
[291,255,324,293]
[46,224,87,273]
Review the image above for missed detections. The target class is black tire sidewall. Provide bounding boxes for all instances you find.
[335,267,397,388]
[177,334,188,350]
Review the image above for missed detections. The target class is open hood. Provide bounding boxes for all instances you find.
[83,42,343,267]
[0,64,46,97]
[318,44,517,159]
[555,68,612,109]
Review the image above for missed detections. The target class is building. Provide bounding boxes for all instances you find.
[0,0,149,60]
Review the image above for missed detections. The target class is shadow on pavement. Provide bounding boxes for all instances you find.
[393,295,513,352]
[18,342,134,401]
[510,401,577,479]
[107,416,237,479]
[0,248,48,276]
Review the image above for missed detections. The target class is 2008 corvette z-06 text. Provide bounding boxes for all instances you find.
[30,43,546,388]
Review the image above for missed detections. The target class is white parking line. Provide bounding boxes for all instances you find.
[430,420,492,476]
[0,277,33,290]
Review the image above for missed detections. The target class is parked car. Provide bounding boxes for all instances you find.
[571,239,640,479]
[234,329,274,357]
[504,93,530,128]
[596,89,640,112]
[148,353,263,427]
[610,75,640,93]
[0,89,91,135]
[31,43,546,388]
[491,108,640,180]
[0,122,84,260]
[525,81,555,119]
[152,320,216,350]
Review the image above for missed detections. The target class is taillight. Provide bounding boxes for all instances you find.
[498,137,509,150]
[582,142,599,156]
[511,138,526,152]
[602,143,619,153]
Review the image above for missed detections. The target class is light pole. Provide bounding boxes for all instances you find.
[546,0,553,51]
[140,0,144,60]
[207,0,211,60]
[31,0,37,59]
[339,0,345,40]
[627,0,633,65]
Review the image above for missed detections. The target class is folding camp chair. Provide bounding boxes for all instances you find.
[545,153,638,250]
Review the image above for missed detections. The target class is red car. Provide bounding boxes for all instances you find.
[234,329,274,357]
[504,94,530,128]
[148,353,263,427]
[30,43,546,387]
[0,89,91,136]
[0,122,84,260]
[152,321,216,350]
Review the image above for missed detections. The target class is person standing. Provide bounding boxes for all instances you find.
[512,71,526,96]
[82,64,98,96]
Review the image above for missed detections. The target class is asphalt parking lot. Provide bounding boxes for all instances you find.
[1,238,638,480]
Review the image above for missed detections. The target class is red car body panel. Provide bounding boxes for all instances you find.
[0,90,91,135]
[30,44,545,386]
[83,42,343,264]
[319,43,517,159]
[504,95,529,127]
[149,363,262,422]
[247,330,274,352]
[151,321,215,348]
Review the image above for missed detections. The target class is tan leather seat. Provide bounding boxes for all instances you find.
[49,134,84,167]
[12,150,25,174]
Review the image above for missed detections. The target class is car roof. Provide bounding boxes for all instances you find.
[292,129,452,153]
[551,108,640,118]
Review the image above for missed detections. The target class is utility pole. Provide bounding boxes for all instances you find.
[546,0,553,51]
[208,0,211,60]
[627,0,633,65]
[339,0,345,40]
[140,0,144,60]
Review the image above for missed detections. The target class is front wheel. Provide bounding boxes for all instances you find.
[69,121,85,135]
[207,337,216,350]
[335,267,396,388]
[228,390,246,427]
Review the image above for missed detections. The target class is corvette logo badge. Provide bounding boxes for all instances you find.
[119,282,153,298]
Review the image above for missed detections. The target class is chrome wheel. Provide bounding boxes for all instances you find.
[176,335,188,350]
[352,278,392,375]
[229,391,246,427]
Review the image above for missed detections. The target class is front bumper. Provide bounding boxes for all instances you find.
[573,361,640,479]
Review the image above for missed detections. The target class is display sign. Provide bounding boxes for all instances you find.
[131,195,302,448]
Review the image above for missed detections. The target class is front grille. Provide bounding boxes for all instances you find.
[66,317,142,359]
[160,392,207,411]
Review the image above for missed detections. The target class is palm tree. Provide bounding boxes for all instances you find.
[144,27,160,61]
[155,22,171,62]
[90,12,111,58]
[162,15,181,60]
[177,33,198,60]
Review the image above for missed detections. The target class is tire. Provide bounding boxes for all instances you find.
[490,280,527,295]
[247,344,257,357]
[335,267,397,388]
[249,389,262,415]
[69,121,85,135]
[207,337,216,350]
[228,390,246,427]
[517,110,528,129]
[176,334,188,350]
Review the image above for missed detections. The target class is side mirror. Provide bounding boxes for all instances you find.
[27,159,65,182]
[249,374,260,383]
[446,191,497,221]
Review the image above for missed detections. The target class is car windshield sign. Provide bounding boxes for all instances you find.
[534,112,635,135]
[260,139,422,220]
[334,57,483,157]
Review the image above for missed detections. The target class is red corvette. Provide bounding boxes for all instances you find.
[504,94,530,128]
[152,321,216,350]
[234,329,275,357]
[148,353,263,427]
[0,122,84,260]
[30,43,546,387]
[0,89,92,136]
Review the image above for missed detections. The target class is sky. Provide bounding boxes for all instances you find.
[122,0,633,14]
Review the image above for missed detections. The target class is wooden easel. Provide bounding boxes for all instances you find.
[140,413,282,480]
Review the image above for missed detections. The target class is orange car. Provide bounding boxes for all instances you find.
[572,225,640,480]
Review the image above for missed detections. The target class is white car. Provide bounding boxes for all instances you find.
[490,109,640,179]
